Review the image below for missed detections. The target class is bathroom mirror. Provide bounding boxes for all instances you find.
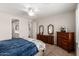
[48,24,54,35]
[39,25,44,35]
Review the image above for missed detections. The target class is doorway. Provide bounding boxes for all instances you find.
[12,19,19,38]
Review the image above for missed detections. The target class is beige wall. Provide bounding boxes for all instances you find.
[32,20,38,39]
[36,11,75,44]
[0,12,29,40]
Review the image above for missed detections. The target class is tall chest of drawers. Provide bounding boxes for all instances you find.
[57,32,75,52]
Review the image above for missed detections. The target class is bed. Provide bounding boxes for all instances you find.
[26,38,46,56]
[0,38,45,56]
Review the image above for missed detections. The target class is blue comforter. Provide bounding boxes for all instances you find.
[0,38,38,56]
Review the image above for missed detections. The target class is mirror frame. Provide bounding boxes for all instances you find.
[48,24,54,35]
[39,25,44,35]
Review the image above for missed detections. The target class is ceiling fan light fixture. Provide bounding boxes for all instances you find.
[28,11,35,16]
[23,4,39,16]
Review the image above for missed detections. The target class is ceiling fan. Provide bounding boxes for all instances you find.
[23,4,39,16]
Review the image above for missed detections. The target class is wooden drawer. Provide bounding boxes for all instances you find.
[57,32,74,52]
[57,32,69,37]
[57,35,69,40]
[62,39,68,42]
[37,34,54,45]
[62,41,68,46]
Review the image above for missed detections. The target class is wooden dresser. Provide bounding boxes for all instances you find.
[57,32,75,52]
[37,34,54,45]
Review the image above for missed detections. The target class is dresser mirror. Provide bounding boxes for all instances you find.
[39,25,44,35]
[48,24,54,35]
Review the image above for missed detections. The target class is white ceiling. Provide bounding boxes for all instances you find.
[0,3,77,19]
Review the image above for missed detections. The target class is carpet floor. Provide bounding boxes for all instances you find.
[44,44,75,56]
